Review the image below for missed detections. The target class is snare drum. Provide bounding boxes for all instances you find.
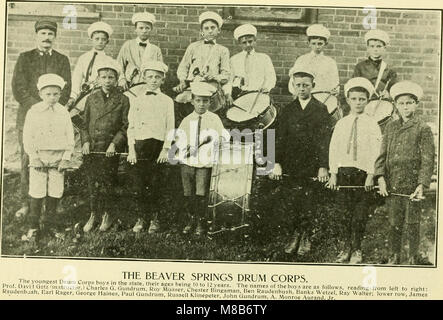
[207,143,254,234]
[226,92,277,132]
[175,80,226,113]
[365,99,395,127]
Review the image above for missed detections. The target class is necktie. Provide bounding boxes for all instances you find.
[139,42,147,47]
[347,116,358,161]
[195,115,202,148]
[204,40,215,45]
[85,51,98,84]
[244,52,251,88]
[146,91,157,95]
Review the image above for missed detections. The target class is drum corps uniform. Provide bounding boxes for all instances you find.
[23,74,74,239]
[12,20,72,217]
[228,24,276,99]
[175,82,227,235]
[288,25,340,116]
[375,81,435,264]
[128,61,174,234]
[80,58,129,233]
[275,66,332,256]
[117,12,163,86]
[176,11,230,113]
[70,22,114,103]
[353,29,398,99]
[329,78,382,264]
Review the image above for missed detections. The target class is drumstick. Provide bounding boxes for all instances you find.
[372,78,392,114]
[183,136,213,159]
[248,79,267,114]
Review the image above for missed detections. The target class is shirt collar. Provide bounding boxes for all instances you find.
[202,39,217,44]
[309,51,324,57]
[144,87,161,95]
[298,97,311,109]
[191,110,208,117]
[243,49,255,56]
[35,102,59,112]
[37,47,53,56]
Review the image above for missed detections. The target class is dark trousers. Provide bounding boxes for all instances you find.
[83,154,120,214]
[337,167,375,251]
[130,139,163,218]
[281,177,319,234]
[386,196,421,258]
[18,129,29,204]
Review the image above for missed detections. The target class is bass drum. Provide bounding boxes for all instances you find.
[226,92,277,132]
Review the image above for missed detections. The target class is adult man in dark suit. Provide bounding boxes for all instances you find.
[12,20,72,218]
[270,65,332,257]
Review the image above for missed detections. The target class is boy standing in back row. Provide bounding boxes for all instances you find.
[375,81,435,265]
[117,12,163,90]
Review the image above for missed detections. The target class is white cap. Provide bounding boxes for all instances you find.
[234,24,257,40]
[95,57,121,77]
[199,11,223,28]
[87,21,113,38]
[306,24,330,40]
[364,29,390,45]
[141,60,168,74]
[344,77,375,97]
[190,82,217,96]
[390,81,423,101]
[132,12,156,25]
[37,73,66,91]
[289,64,315,79]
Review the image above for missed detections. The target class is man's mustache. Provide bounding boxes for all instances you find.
[42,40,52,43]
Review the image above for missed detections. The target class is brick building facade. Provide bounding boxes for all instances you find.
[2,2,441,170]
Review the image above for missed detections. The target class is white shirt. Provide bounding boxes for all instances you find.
[289,51,340,94]
[228,49,276,94]
[23,102,75,161]
[174,111,228,168]
[329,113,382,175]
[127,86,174,149]
[299,97,311,110]
[71,49,110,99]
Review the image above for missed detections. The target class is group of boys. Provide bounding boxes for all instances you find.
[12,10,435,265]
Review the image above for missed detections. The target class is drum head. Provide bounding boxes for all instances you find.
[312,92,338,114]
[365,100,394,123]
[227,92,271,122]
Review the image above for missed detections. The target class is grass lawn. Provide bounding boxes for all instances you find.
[1,165,437,266]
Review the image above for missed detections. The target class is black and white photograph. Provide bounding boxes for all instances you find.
[0,0,440,272]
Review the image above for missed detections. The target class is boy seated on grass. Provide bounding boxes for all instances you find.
[327,77,382,264]
[22,73,74,241]
[375,81,435,265]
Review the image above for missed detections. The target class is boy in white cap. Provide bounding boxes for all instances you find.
[270,65,331,257]
[174,11,230,113]
[327,77,382,264]
[173,82,227,236]
[375,81,435,265]
[353,29,397,100]
[117,12,163,90]
[67,21,114,109]
[127,60,174,234]
[227,24,276,101]
[80,57,130,233]
[22,73,75,241]
[288,24,340,118]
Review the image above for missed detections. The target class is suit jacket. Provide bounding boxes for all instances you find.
[80,89,130,153]
[353,58,397,96]
[275,97,332,179]
[374,116,435,193]
[12,48,72,129]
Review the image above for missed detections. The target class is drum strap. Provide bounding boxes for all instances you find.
[85,51,98,84]
[374,60,387,94]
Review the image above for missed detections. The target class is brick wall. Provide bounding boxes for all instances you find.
[3,3,442,170]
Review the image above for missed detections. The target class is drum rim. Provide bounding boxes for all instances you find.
[228,92,272,122]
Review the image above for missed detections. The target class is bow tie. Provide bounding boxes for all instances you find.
[146,91,157,95]
[204,40,215,45]
[139,42,147,48]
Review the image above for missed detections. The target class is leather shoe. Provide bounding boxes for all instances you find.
[99,212,112,232]
[83,212,96,233]
[148,218,160,234]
